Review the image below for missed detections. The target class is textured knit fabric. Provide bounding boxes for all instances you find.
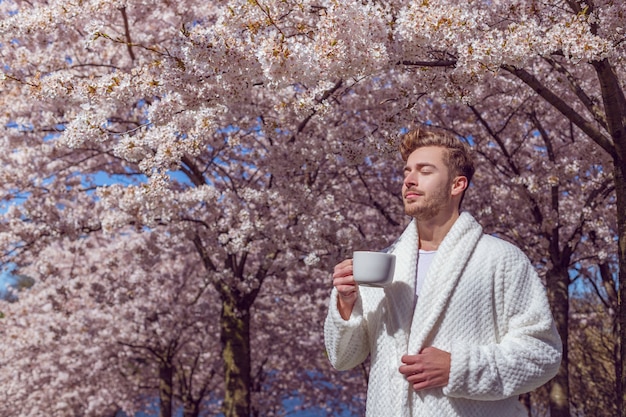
[324,212,562,417]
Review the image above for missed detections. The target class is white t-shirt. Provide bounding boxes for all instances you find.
[416,249,437,297]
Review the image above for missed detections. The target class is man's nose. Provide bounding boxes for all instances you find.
[404,171,417,187]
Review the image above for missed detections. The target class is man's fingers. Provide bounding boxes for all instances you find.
[399,349,450,391]
[332,260,358,298]
[333,259,353,278]
[398,362,421,376]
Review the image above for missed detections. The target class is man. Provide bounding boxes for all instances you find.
[324,128,562,417]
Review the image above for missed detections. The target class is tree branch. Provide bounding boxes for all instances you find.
[591,58,626,162]
[502,64,617,159]
[119,7,136,61]
[399,59,457,67]
[543,56,608,131]
[288,79,343,143]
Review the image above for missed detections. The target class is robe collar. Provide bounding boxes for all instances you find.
[383,212,484,356]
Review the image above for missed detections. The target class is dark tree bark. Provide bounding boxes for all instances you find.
[220,295,252,417]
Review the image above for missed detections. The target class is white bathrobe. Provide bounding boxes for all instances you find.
[324,212,562,417]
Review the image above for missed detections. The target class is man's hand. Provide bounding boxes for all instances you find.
[332,259,358,320]
[399,346,451,391]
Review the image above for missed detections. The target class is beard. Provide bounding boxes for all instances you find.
[403,185,452,221]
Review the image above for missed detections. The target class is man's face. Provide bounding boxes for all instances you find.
[402,146,454,220]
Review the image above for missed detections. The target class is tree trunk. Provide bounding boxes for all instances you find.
[615,160,626,417]
[159,361,174,417]
[183,402,201,417]
[545,267,571,417]
[519,392,531,416]
[221,295,252,417]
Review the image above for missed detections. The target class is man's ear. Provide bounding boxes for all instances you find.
[451,176,468,196]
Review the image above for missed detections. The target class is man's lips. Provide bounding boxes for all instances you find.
[404,190,423,199]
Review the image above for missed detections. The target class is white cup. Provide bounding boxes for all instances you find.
[352,251,396,287]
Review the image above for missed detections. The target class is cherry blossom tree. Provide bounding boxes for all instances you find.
[0,0,623,416]
[0,231,225,417]
[0,3,405,416]
[0,154,395,417]
[455,94,615,417]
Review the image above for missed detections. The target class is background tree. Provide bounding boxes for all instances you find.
[0,232,225,417]
[0,2,406,416]
[0,0,623,416]
[569,268,619,417]
[462,100,615,416]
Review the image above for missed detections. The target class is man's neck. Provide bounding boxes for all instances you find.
[417,211,460,251]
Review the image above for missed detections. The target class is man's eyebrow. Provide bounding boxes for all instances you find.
[404,162,437,171]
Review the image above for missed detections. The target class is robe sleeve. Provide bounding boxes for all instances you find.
[323,288,371,371]
[443,249,563,400]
